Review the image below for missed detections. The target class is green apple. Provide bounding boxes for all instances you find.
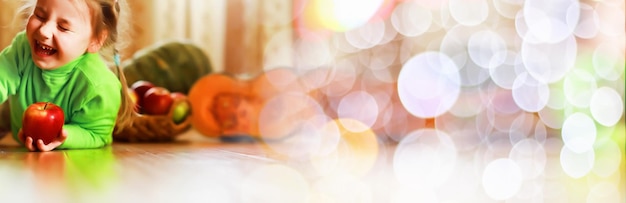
[170,92,191,124]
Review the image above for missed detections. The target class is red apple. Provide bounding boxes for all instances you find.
[22,102,65,145]
[170,92,191,124]
[130,80,155,111]
[131,80,155,97]
[142,87,174,115]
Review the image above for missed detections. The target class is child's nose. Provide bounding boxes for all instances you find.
[37,22,55,39]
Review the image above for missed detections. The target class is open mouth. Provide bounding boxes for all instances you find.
[35,41,57,56]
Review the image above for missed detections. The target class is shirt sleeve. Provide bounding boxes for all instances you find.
[0,32,27,103]
[58,82,121,149]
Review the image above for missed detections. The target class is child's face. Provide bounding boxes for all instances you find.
[26,0,99,70]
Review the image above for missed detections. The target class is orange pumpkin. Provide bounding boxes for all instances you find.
[188,73,248,137]
[188,68,320,140]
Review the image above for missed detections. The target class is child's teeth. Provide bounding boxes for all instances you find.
[39,42,52,50]
[36,41,55,55]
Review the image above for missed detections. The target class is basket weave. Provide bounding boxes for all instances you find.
[113,97,192,142]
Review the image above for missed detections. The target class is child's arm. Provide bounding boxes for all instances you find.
[57,84,122,149]
[0,32,27,103]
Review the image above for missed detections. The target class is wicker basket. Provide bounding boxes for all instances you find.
[113,97,192,142]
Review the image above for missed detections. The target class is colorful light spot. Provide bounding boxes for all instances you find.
[397,51,461,118]
[482,158,523,200]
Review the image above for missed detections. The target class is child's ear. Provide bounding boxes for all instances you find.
[87,30,108,53]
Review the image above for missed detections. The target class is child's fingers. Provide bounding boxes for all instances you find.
[35,130,68,152]
[37,136,65,152]
[17,129,26,144]
[24,137,36,151]
[35,139,51,152]
[36,139,55,152]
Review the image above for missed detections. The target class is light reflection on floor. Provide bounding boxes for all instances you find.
[0,128,623,203]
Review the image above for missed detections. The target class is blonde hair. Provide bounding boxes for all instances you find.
[19,0,134,132]
[86,0,134,132]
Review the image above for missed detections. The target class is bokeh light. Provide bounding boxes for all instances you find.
[490,52,523,89]
[363,43,398,73]
[593,41,625,81]
[259,92,330,158]
[293,37,333,71]
[574,3,599,39]
[397,51,461,118]
[467,30,507,69]
[493,0,523,19]
[593,139,622,178]
[449,0,489,26]
[560,144,595,179]
[596,1,625,37]
[448,86,485,118]
[391,1,432,37]
[281,0,625,201]
[310,119,379,178]
[590,87,624,127]
[297,0,389,33]
[344,19,386,50]
[0,1,621,201]
[521,34,577,84]
[337,91,379,131]
[562,112,597,153]
[441,25,492,87]
[587,181,621,203]
[394,129,457,188]
[564,68,597,108]
[482,158,523,200]
[510,139,546,179]
[522,0,580,44]
[512,72,550,112]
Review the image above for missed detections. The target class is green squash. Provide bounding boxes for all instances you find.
[122,41,213,94]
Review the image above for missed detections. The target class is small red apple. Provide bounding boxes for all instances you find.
[131,80,155,97]
[142,87,174,115]
[130,80,155,110]
[22,102,65,145]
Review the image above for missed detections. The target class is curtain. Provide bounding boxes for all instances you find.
[0,0,294,74]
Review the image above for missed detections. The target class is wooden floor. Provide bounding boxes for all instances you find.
[0,129,623,203]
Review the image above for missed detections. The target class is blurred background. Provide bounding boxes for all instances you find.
[1,0,625,202]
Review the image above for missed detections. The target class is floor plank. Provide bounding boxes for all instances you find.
[0,129,623,203]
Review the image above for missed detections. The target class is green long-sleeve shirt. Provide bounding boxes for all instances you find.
[0,31,121,149]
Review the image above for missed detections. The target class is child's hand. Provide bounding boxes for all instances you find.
[18,129,68,152]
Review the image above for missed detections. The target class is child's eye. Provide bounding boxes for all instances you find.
[34,14,45,20]
[58,25,70,32]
